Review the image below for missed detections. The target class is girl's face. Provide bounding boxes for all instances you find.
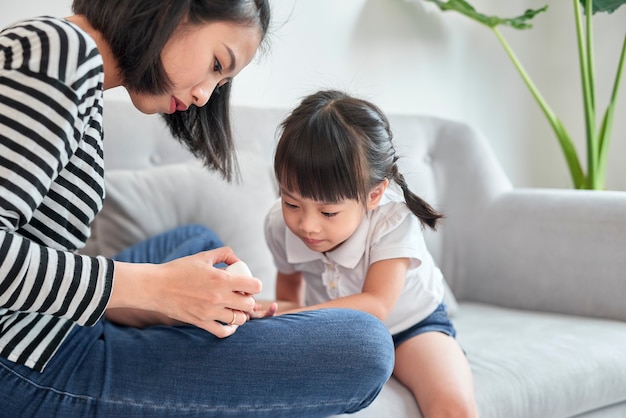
[128,21,261,114]
[280,183,386,253]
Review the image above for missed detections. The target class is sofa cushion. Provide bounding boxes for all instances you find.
[461,303,626,417]
[87,150,279,300]
[343,303,626,418]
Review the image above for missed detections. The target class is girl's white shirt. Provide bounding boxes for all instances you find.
[265,188,444,335]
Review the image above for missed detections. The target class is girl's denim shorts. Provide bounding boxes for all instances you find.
[392,303,456,347]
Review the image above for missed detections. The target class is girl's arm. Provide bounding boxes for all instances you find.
[275,270,306,311]
[278,258,409,321]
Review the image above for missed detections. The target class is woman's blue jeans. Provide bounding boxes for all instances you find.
[0,225,394,417]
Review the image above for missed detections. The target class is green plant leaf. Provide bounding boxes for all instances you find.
[579,0,626,14]
[425,0,548,29]
[425,0,624,189]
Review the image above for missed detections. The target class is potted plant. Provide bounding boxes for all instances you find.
[421,0,625,190]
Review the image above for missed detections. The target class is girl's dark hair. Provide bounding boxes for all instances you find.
[275,90,443,230]
[72,0,271,181]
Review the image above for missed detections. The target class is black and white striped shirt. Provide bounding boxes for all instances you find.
[0,16,113,372]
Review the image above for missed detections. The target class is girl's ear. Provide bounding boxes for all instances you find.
[367,178,389,210]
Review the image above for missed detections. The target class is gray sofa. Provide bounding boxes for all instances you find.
[84,98,626,418]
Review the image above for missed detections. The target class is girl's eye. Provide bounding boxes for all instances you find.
[283,201,298,210]
[322,212,338,218]
[213,58,223,74]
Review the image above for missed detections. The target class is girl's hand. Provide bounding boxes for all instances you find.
[246,301,278,319]
[109,246,263,338]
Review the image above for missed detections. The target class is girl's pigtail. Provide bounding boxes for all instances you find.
[390,163,443,230]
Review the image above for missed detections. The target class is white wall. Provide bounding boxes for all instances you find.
[3,0,625,190]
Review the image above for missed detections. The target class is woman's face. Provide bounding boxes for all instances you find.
[128,21,261,114]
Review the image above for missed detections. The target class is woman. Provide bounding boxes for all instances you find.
[0,1,394,416]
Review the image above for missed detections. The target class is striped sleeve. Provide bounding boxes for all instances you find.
[0,16,113,371]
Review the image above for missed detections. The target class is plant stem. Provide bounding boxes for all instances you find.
[585,0,596,112]
[575,0,598,189]
[492,27,585,188]
[596,33,626,188]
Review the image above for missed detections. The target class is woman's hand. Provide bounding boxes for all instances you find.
[108,246,262,338]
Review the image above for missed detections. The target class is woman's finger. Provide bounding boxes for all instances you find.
[224,309,247,326]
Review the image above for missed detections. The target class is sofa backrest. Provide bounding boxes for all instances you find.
[97,99,513,301]
[380,113,512,286]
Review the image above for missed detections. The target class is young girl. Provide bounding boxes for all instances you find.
[264,90,479,417]
[0,3,394,416]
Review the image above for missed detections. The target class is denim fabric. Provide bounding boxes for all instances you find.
[392,303,456,347]
[0,225,394,417]
[111,224,225,264]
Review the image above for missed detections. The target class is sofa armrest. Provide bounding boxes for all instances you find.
[458,188,626,321]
